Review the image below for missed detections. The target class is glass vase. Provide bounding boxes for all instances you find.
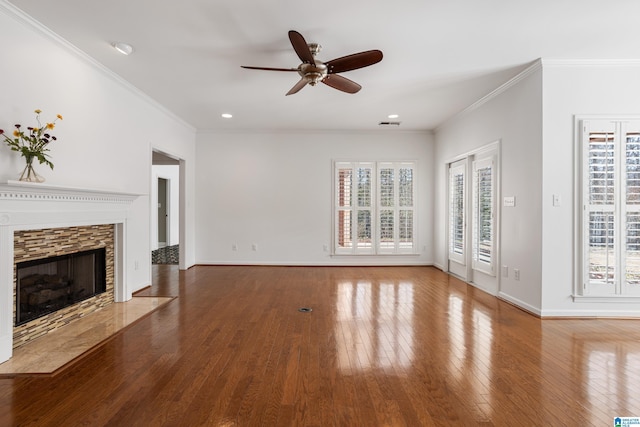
[19,156,45,183]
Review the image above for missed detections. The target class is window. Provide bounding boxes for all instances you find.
[581,119,640,296]
[448,160,466,265]
[334,161,416,255]
[472,157,495,275]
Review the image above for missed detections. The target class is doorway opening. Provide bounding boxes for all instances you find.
[151,150,183,268]
[446,142,500,295]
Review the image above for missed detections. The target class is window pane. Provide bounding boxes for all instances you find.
[380,210,394,249]
[338,169,352,207]
[357,168,371,207]
[449,170,464,256]
[475,166,492,264]
[626,213,640,286]
[357,210,371,248]
[380,168,394,207]
[334,161,417,255]
[399,210,413,250]
[626,132,640,204]
[399,168,413,207]
[589,132,615,205]
[337,210,352,249]
[589,212,615,284]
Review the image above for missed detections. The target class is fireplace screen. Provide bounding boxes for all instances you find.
[16,248,107,325]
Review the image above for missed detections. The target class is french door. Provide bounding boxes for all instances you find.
[447,148,498,287]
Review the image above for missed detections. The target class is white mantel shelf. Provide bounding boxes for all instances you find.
[0,181,141,204]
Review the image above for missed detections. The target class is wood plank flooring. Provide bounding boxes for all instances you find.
[1,265,639,426]
[0,296,174,376]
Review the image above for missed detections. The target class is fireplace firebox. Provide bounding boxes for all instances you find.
[16,248,107,326]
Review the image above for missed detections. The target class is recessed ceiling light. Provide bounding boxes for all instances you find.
[111,42,133,55]
[221,113,233,119]
[388,114,399,119]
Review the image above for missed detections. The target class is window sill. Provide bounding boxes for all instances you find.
[572,295,640,303]
[331,253,420,257]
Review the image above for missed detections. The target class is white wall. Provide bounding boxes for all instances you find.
[151,165,180,250]
[195,130,434,265]
[0,4,197,291]
[541,61,640,316]
[435,59,640,317]
[434,63,544,313]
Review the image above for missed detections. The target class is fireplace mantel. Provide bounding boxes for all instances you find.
[0,181,139,363]
[0,181,138,204]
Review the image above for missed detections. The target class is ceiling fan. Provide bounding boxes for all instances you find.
[241,30,383,96]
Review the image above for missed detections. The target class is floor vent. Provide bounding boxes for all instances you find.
[378,121,401,126]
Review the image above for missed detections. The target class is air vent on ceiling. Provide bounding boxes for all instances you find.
[378,121,401,126]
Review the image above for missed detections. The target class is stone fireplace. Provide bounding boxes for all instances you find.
[13,225,114,349]
[0,182,137,364]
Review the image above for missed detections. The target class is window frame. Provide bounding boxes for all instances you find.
[448,159,467,265]
[471,155,496,276]
[577,117,640,299]
[333,160,417,255]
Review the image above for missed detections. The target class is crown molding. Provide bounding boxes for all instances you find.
[435,57,640,132]
[197,128,434,137]
[0,1,195,133]
[435,59,543,132]
[541,58,640,67]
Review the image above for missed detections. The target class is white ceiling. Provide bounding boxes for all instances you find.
[8,0,640,132]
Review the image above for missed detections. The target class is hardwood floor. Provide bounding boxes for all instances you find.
[1,265,639,426]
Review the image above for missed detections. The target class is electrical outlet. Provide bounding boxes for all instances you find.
[232,243,238,251]
[323,244,329,252]
[514,269,520,281]
[502,265,508,277]
[252,243,258,251]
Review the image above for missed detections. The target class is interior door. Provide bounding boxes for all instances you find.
[158,177,168,247]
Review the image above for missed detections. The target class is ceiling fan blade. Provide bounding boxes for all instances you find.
[286,78,309,96]
[321,74,361,94]
[288,30,315,64]
[241,65,298,72]
[326,50,383,74]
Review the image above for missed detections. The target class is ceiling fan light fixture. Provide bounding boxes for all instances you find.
[241,30,382,96]
[111,42,134,55]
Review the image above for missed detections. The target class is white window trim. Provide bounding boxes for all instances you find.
[574,115,640,301]
[333,160,418,256]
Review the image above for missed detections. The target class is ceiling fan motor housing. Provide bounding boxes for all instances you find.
[298,62,327,86]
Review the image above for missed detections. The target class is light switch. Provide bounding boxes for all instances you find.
[503,196,516,207]
[553,194,561,207]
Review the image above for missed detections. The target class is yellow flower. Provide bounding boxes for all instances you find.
[33,127,39,133]
[34,109,41,114]
[13,130,19,137]
[46,123,55,130]
[56,114,63,120]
